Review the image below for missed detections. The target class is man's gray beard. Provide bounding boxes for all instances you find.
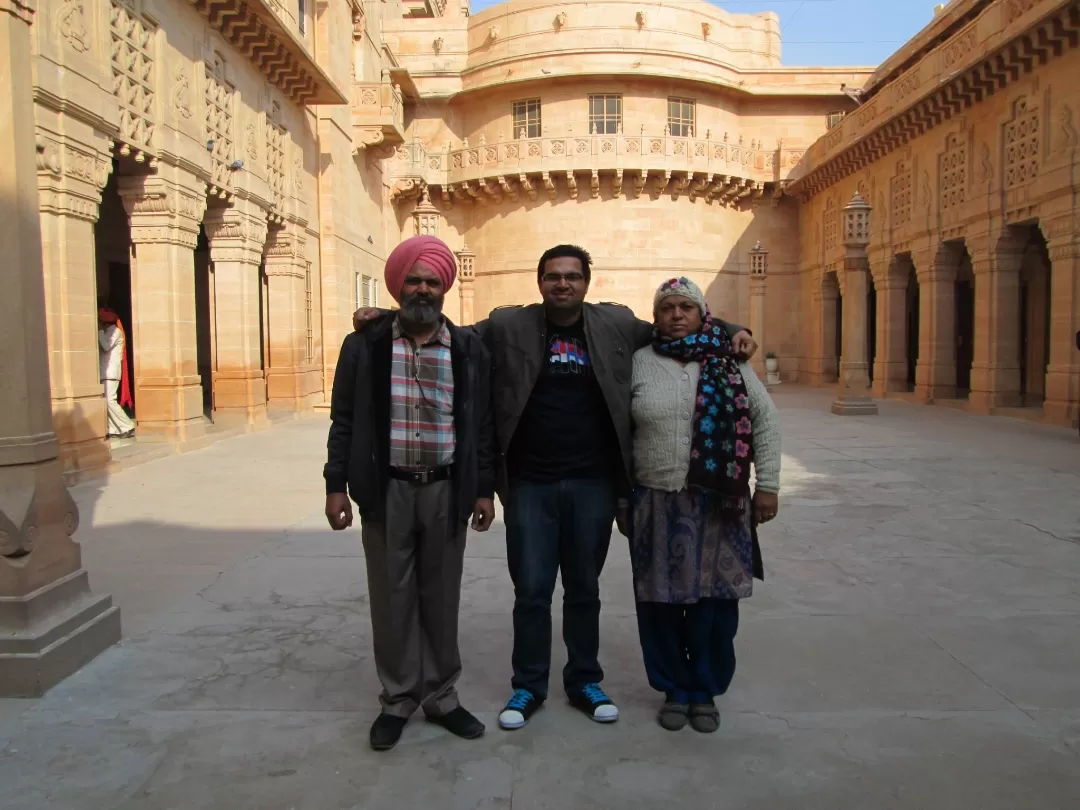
[400,296,443,326]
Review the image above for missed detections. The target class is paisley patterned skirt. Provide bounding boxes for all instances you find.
[630,486,761,604]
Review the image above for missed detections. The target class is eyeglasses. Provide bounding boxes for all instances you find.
[542,272,585,284]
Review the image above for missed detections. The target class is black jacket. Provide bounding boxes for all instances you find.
[323,313,495,524]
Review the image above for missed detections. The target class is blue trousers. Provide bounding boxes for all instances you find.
[635,598,740,705]
[505,478,616,700]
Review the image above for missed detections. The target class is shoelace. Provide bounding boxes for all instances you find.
[582,683,609,704]
[506,689,533,711]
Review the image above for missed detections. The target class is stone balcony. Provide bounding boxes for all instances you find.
[352,78,405,152]
[389,130,806,207]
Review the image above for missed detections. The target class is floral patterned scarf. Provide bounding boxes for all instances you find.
[651,303,753,501]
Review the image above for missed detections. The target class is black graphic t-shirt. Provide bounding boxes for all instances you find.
[507,318,619,483]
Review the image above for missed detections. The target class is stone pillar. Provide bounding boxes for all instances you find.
[36,134,114,474]
[263,223,311,409]
[748,241,768,379]
[118,168,208,440]
[914,244,958,402]
[456,244,476,324]
[1044,214,1080,427]
[809,276,839,386]
[872,255,909,396]
[0,0,120,696]
[968,231,1023,412]
[204,201,270,426]
[831,193,878,415]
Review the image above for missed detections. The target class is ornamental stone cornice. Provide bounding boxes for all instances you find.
[186,0,347,105]
[788,0,1080,199]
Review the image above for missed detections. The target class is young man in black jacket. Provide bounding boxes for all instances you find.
[324,236,496,751]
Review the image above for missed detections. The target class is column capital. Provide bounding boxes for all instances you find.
[263,223,307,278]
[913,242,959,283]
[204,201,268,266]
[1043,212,1080,260]
[119,174,206,248]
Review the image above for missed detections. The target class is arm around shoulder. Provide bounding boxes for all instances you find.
[741,364,780,494]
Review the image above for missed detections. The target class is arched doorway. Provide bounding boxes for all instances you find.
[955,249,975,397]
[905,262,920,391]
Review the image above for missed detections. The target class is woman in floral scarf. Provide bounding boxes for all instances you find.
[624,277,781,733]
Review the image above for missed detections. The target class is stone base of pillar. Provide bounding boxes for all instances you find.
[831,394,879,416]
[0,569,120,697]
[134,375,208,441]
[266,365,323,411]
[1044,366,1079,428]
[871,362,909,397]
[212,370,270,428]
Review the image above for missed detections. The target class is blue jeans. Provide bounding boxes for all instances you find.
[505,478,616,700]
[636,598,740,705]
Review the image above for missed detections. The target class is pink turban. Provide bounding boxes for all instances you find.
[384,235,458,302]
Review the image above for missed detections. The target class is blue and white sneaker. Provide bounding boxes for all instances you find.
[499,689,542,730]
[568,683,619,723]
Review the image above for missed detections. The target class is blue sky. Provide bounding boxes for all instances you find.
[468,0,942,67]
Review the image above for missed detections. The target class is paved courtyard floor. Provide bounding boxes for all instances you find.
[2,387,1080,809]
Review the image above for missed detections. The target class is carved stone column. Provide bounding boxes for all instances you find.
[456,244,476,325]
[0,0,120,696]
[968,230,1023,412]
[204,200,270,426]
[263,223,315,410]
[118,168,208,439]
[809,275,839,386]
[914,244,958,402]
[1042,213,1080,428]
[748,241,768,379]
[831,193,878,416]
[872,255,909,396]
[36,132,114,474]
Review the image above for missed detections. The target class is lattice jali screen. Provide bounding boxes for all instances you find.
[110,1,156,159]
[205,55,235,196]
[1004,98,1040,190]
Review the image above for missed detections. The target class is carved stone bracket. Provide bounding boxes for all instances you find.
[204,202,269,265]
[118,173,207,247]
[0,480,79,558]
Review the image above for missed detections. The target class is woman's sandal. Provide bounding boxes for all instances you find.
[657,701,690,731]
[689,702,720,734]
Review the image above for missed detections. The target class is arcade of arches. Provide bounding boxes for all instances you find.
[14,0,1080,488]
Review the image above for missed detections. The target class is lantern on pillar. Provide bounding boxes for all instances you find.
[842,191,871,248]
[455,244,477,325]
[749,240,769,276]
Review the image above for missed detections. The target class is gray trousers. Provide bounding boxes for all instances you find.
[361,478,466,718]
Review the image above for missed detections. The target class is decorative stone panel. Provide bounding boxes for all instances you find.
[109,0,155,160]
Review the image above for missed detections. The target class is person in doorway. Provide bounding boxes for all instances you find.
[627,277,781,733]
[98,306,135,439]
[351,245,757,731]
[323,235,496,752]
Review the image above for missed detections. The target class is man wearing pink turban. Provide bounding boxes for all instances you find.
[383,234,458,305]
[324,235,495,752]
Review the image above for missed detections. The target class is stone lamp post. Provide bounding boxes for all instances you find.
[0,0,120,696]
[748,240,770,381]
[456,244,476,325]
[831,192,879,416]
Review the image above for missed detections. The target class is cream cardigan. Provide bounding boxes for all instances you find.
[630,348,781,494]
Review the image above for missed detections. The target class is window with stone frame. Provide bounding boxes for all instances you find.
[890,160,913,228]
[588,94,622,135]
[667,97,696,137]
[939,133,967,211]
[298,0,306,34]
[1004,97,1039,190]
[512,99,542,139]
[355,273,377,310]
[110,0,156,157]
[205,53,235,194]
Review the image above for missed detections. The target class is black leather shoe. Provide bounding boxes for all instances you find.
[370,713,408,751]
[426,706,485,740]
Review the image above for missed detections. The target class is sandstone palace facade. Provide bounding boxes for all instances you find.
[15,0,1080,478]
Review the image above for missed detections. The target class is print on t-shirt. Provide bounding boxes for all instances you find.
[548,335,592,376]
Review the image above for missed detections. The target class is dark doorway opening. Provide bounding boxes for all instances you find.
[194,225,214,421]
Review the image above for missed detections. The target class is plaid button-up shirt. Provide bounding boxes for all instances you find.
[389,317,455,470]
